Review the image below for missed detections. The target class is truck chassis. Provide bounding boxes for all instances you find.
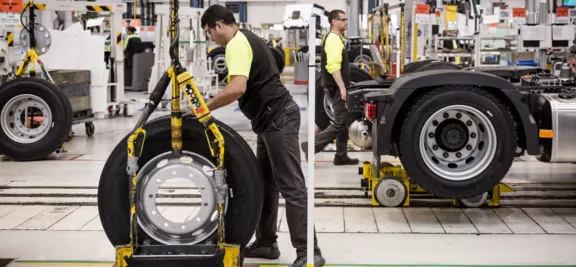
[345,66,576,199]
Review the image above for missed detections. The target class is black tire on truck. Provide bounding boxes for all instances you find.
[208,47,227,82]
[314,65,373,130]
[271,47,286,74]
[98,114,264,259]
[398,85,517,198]
[412,61,462,72]
[404,60,435,73]
[0,77,73,161]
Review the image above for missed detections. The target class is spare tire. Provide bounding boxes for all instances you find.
[98,114,264,252]
[314,65,373,130]
[208,47,227,82]
[0,77,73,161]
[270,47,285,74]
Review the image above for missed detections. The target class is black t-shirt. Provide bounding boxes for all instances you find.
[224,29,292,134]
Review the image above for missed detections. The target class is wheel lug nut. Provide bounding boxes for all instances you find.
[428,132,434,138]
[433,145,438,150]
[433,120,438,126]
[443,152,449,158]
[466,120,472,126]
[471,133,476,138]
[456,113,462,118]
[456,152,462,158]
[443,113,449,118]
[466,145,472,150]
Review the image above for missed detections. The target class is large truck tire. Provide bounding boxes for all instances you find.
[0,77,73,161]
[404,60,435,73]
[314,65,373,130]
[398,85,517,198]
[271,47,286,74]
[412,61,462,72]
[208,47,227,82]
[98,114,264,253]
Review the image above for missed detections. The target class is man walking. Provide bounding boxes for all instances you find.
[201,5,325,267]
[301,9,359,166]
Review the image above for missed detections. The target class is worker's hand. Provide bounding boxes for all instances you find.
[340,87,347,101]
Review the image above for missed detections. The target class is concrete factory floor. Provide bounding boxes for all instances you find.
[1,79,576,267]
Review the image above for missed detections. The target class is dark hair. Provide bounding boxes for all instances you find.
[127,26,136,33]
[328,9,345,24]
[201,4,237,28]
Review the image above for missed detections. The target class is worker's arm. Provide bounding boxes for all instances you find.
[206,35,252,111]
[325,34,347,100]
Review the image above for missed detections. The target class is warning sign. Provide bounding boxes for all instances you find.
[0,0,23,13]
[414,4,431,24]
[512,8,526,24]
[557,7,570,24]
[0,13,20,29]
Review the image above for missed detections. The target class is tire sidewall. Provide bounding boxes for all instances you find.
[0,78,72,160]
[401,88,516,197]
[98,115,263,249]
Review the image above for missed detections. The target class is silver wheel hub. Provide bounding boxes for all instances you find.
[354,55,372,73]
[374,178,406,207]
[136,151,226,245]
[419,105,497,181]
[323,94,335,121]
[1,94,52,144]
[213,55,227,74]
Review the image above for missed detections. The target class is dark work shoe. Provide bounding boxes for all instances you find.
[334,155,360,165]
[243,242,280,259]
[290,255,326,267]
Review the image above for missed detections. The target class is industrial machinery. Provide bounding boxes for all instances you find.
[97,0,263,265]
[0,0,74,161]
[148,5,219,107]
[344,64,576,205]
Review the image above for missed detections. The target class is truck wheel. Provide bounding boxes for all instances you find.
[98,114,264,250]
[0,77,73,161]
[398,85,517,198]
[315,74,333,130]
[208,47,227,82]
[314,65,373,130]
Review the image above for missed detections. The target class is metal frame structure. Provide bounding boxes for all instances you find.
[28,0,128,116]
[149,4,218,103]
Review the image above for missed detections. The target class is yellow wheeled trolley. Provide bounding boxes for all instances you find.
[359,161,514,208]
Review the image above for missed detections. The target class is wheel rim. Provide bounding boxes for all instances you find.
[354,55,372,73]
[136,151,227,245]
[323,94,335,121]
[418,105,497,181]
[1,94,53,144]
[212,55,227,74]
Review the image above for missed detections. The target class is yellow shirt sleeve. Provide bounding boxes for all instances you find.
[324,33,344,74]
[225,31,253,83]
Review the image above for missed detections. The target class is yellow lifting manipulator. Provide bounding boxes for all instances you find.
[14,0,54,83]
[115,0,239,265]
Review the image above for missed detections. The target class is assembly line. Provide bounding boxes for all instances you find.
[0,0,576,266]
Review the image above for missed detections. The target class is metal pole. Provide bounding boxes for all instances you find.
[348,0,360,37]
[306,14,316,267]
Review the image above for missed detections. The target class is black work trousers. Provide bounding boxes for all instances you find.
[254,100,322,257]
[312,87,350,157]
